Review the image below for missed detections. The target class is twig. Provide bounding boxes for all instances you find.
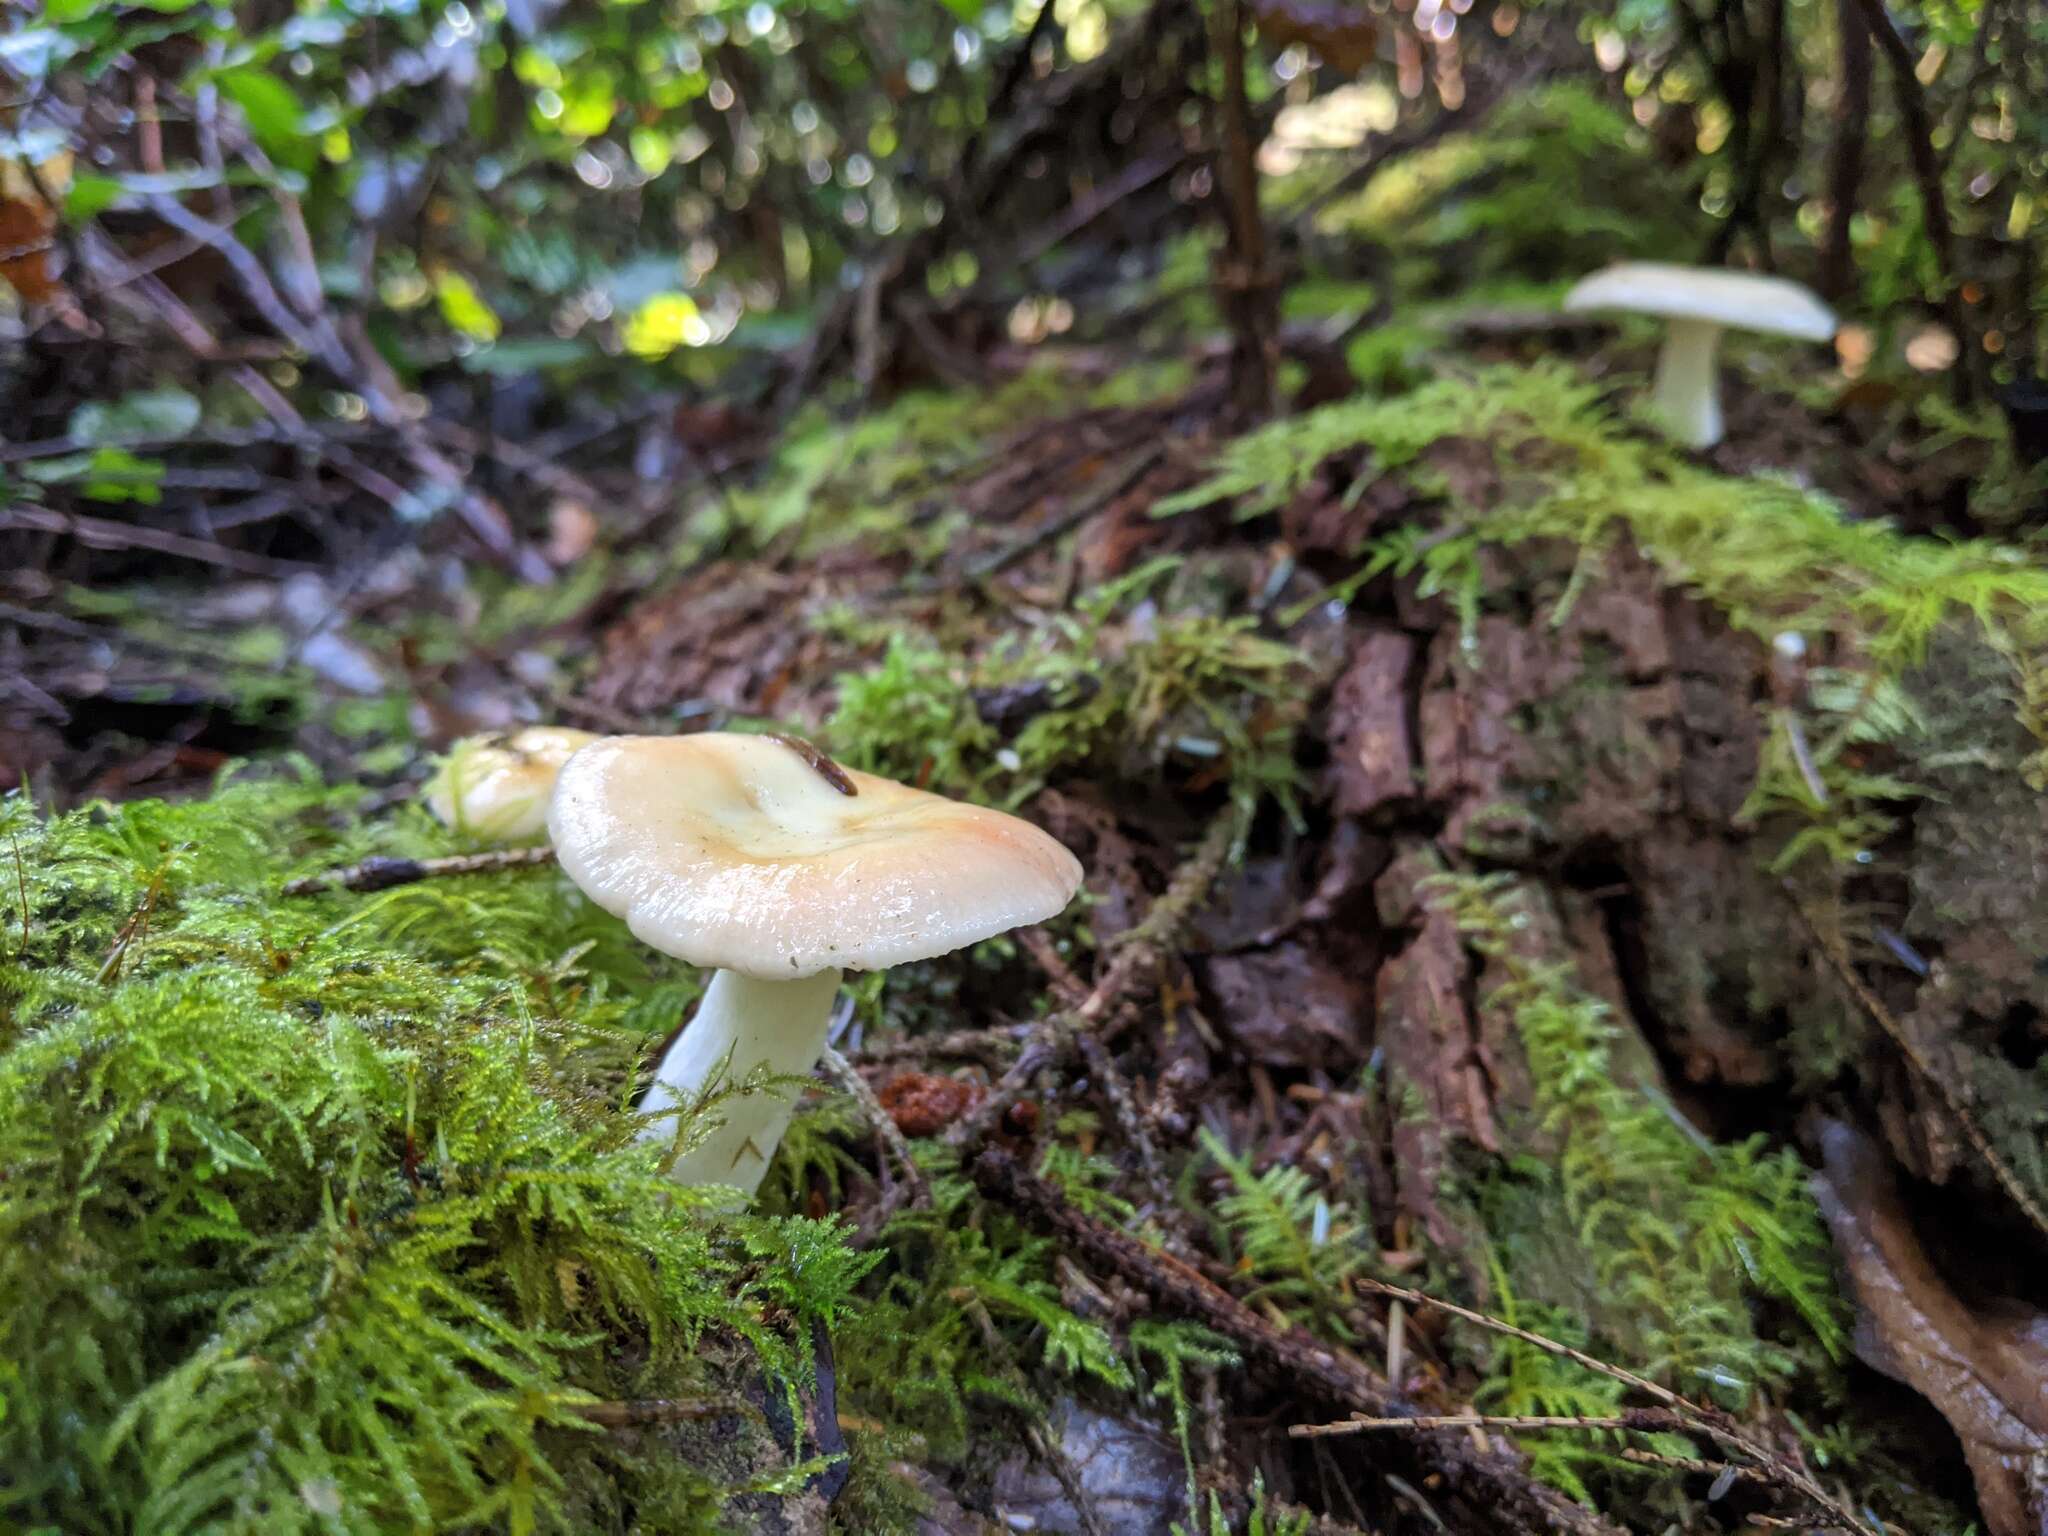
[1618,1448,1769,1483]
[563,1396,728,1429]
[0,505,312,578]
[1077,1030,1174,1211]
[944,808,1245,1154]
[960,445,1165,584]
[282,845,555,897]
[1820,0,1873,300]
[1789,888,2048,1244]
[142,197,355,379]
[1208,0,1278,418]
[970,1144,1624,1536]
[818,1042,931,1213]
[1342,1271,1868,1532]
[848,1024,1026,1068]
[1292,1411,1683,1440]
[96,857,171,986]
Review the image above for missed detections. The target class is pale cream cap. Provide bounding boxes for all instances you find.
[426,726,598,843]
[1564,263,1836,339]
[547,733,1085,978]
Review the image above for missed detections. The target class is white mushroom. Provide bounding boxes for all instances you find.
[425,727,598,843]
[546,732,1084,1197]
[1562,263,1837,449]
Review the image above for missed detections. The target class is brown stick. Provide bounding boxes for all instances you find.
[1292,1412,1685,1440]
[1820,0,1874,301]
[1340,1273,1864,1530]
[564,1397,728,1429]
[282,845,555,897]
[1209,0,1278,420]
[818,1042,932,1215]
[0,505,311,579]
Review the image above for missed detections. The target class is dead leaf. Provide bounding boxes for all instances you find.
[0,193,59,305]
[1813,1118,2048,1536]
[1200,942,1368,1074]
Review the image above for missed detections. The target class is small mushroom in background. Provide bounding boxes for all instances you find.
[1562,262,1837,450]
[424,726,598,843]
[547,732,1084,1198]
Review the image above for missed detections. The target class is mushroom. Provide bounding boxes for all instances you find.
[425,726,597,843]
[1562,262,1837,449]
[546,732,1084,1196]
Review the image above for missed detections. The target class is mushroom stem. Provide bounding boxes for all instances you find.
[638,967,844,1196]
[1650,316,1727,449]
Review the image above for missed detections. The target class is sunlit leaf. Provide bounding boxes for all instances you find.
[621,292,708,357]
[435,272,503,343]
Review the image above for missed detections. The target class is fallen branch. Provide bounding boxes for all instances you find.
[959,444,1165,584]
[970,1143,1624,1536]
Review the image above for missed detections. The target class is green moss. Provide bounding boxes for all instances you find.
[0,774,873,1533]
[690,358,1201,568]
[1166,361,2048,867]
[824,568,1310,826]
[1425,875,1844,1482]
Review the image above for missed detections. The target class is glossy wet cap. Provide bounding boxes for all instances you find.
[1564,263,1836,339]
[547,732,1085,978]
[426,726,598,843]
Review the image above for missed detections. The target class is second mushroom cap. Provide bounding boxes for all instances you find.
[1562,262,1837,340]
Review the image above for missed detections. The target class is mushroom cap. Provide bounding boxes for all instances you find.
[1563,262,1836,340]
[426,726,598,843]
[547,733,1085,978]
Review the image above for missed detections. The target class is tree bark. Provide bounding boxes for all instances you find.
[1852,0,1982,402]
[1209,0,1278,420]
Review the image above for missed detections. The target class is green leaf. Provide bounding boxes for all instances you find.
[64,174,124,221]
[435,272,503,343]
[212,66,307,167]
[22,446,167,504]
[621,292,706,358]
[70,388,202,445]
